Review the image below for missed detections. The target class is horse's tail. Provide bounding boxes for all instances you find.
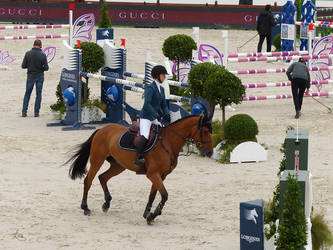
[67,129,99,180]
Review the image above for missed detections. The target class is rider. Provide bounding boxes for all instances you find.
[134,65,171,167]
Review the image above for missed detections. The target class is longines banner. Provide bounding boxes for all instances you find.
[0,2,281,29]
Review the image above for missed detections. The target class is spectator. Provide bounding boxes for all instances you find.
[256,4,277,53]
[21,39,49,117]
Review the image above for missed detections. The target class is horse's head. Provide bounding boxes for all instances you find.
[192,115,214,158]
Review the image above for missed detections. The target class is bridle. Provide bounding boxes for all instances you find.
[159,117,212,170]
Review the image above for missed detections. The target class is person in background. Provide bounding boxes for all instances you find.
[286,58,310,119]
[21,39,49,117]
[256,4,277,53]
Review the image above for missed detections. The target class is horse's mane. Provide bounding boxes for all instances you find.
[168,115,200,126]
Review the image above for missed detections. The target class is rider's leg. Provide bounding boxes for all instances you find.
[134,118,151,167]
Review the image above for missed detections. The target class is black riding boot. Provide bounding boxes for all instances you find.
[134,136,147,168]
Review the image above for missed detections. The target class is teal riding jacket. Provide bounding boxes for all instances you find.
[140,81,169,121]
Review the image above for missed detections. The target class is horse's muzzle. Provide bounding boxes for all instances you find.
[202,147,213,157]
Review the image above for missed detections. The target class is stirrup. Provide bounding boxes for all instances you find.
[134,157,145,167]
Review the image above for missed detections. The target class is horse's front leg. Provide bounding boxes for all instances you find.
[143,185,157,219]
[146,174,168,225]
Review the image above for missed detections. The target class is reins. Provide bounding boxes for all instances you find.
[158,117,212,172]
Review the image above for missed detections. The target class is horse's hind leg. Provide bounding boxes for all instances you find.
[98,158,125,213]
[81,154,105,216]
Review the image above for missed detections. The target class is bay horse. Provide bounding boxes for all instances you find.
[67,115,213,224]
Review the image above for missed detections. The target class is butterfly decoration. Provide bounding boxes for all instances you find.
[43,46,57,64]
[311,36,333,92]
[198,44,223,65]
[171,60,191,82]
[72,13,95,43]
[0,50,15,67]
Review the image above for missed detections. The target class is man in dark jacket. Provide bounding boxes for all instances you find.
[21,39,49,117]
[256,4,277,53]
[286,58,310,119]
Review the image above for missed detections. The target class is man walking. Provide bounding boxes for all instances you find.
[21,39,49,117]
[286,58,310,119]
[256,4,277,53]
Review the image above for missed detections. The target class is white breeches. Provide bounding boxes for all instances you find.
[140,118,161,139]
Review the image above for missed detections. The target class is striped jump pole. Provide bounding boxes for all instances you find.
[243,79,332,88]
[230,66,333,75]
[124,71,190,88]
[314,21,333,25]
[123,85,190,102]
[243,91,333,101]
[80,72,144,88]
[228,54,333,63]
[0,34,69,40]
[317,16,333,21]
[295,21,333,28]
[0,24,70,30]
[123,72,145,80]
[81,72,190,103]
[227,50,309,58]
[318,7,333,12]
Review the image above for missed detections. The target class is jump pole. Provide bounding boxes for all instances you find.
[243,91,333,101]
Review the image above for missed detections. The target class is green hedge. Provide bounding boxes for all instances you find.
[224,114,258,140]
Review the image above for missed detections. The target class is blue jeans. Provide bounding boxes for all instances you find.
[22,76,44,115]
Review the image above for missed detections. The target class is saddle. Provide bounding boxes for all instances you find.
[118,121,159,152]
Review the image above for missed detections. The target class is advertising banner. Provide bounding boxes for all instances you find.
[0,2,281,29]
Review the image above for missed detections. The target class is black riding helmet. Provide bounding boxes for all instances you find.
[151,65,168,82]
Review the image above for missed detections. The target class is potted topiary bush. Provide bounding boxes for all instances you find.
[188,63,245,124]
[162,34,197,82]
[224,114,258,142]
[96,2,113,47]
[217,114,259,163]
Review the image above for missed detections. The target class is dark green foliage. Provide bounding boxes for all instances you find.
[211,120,224,147]
[188,62,220,98]
[162,34,197,62]
[224,114,258,141]
[162,34,197,81]
[99,3,112,28]
[188,63,245,123]
[264,184,280,239]
[273,33,281,52]
[79,42,105,74]
[279,126,294,176]
[50,82,66,114]
[219,143,237,164]
[311,210,333,250]
[75,42,104,103]
[275,174,307,249]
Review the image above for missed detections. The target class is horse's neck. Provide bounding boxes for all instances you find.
[169,117,197,139]
[165,117,197,153]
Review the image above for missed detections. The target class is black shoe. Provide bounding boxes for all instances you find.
[134,154,145,167]
[22,112,27,117]
[34,114,39,117]
[134,136,147,168]
[295,111,300,119]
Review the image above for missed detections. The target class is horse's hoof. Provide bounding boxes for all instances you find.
[146,212,155,225]
[102,203,109,213]
[84,209,91,216]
